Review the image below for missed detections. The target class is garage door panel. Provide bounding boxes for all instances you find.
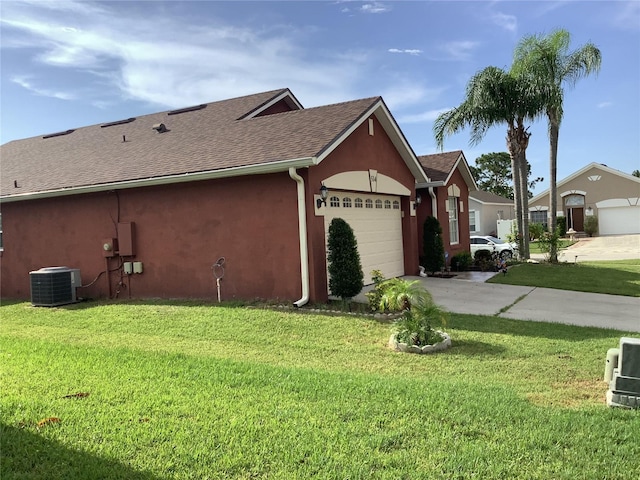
[324,193,404,287]
[599,206,640,235]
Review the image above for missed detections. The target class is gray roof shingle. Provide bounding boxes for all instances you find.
[417,150,463,183]
[1,89,381,198]
[469,190,513,204]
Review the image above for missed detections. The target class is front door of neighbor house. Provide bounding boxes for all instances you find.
[568,207,584,231]
[565,194,585,231]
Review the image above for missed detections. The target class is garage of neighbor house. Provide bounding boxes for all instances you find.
[0,88,428,305]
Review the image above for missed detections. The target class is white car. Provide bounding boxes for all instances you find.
[470,235,516,259]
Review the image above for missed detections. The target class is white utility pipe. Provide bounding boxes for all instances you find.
[288,168,310,307]
[429,187,438,218]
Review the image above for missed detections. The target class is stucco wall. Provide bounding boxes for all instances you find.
[416,167,471,265]
[305,115,420,300]
[529,165,640,217]
[0,173,302,301]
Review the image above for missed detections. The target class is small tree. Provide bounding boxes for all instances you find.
[584,215,598,237]
[423,216,445,274]
[327,218,364,302]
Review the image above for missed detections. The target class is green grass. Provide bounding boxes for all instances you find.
[490,259,640,297]
[1,300,639,479]
[529,239,576,254]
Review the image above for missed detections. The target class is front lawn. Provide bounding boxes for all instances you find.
[1,300,638,479]
[529,239,576,254]
[490,259,640,297]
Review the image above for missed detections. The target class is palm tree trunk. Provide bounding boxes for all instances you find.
[548,111,560,263]
[507,125,525,259]
[519,153,531,259]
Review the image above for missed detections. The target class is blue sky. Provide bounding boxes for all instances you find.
[1,1,639,195]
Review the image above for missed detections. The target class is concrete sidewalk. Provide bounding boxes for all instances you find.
[355,274,640,333]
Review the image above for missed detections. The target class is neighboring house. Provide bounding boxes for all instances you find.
[416,151,478,264]
[529,163,640,235]
[468,191,515,236]
[0,89,429,304]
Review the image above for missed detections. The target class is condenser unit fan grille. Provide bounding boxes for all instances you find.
[30,267,80,307]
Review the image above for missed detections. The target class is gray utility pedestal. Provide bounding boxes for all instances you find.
[605,337,640,408]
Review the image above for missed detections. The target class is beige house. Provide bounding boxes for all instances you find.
[529,163,640,235]
[468,191,515,236]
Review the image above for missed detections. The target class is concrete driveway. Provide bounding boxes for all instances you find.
[355,272,640,333]
[551,234,640,262]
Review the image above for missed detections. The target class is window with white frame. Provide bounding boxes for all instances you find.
[469,210,477,233]
[448,196,459,244]
[330,196,340,208]
[343,197,352,208]
[365,199,373,209]
[354,198,363,208]
[392,200,400,210]
[375,199,383,209]
[530,210,548,229]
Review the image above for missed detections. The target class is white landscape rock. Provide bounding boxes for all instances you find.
[389,332,452,354]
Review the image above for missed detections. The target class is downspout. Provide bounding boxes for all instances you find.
[429,187,438,218]
[288,167,310,307]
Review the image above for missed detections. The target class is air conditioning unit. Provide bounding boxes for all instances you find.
[29,267,82,307]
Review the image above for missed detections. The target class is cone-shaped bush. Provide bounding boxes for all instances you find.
[327,218,364,301]
[423,216,445,274]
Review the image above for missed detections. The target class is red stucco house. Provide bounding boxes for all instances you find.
[0,89,430,305]
[415,151,477,264]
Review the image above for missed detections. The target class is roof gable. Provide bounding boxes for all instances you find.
[416,150,477,191]
[529,162,640,203]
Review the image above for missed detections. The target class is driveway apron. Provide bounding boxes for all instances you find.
[394,276,640,333]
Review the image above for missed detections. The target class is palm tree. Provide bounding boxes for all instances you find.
[512,29,601,262]
[434,66,543,259]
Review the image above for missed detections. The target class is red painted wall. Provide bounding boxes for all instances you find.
[416,168,471,266]
[0,173,302,302]
[1,116,421,304]
[304,115,420,301]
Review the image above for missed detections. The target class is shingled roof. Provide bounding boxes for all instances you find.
[469,190,513,204]
[416,150,477,191]
[1,88,427,201]
[417,150,463,183]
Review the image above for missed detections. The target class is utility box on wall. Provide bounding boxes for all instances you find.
[117,222,136,256]
[606,337,640,408]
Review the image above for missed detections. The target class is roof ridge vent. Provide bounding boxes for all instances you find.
[167,104,207,115]
[101,117,136,128]
[42,129,75,139]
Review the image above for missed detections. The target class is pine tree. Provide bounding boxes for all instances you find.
[327,218,364,302]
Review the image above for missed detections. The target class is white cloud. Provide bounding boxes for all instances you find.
[491,12,517,32]
[388,48,422,56]
[11,76,76,100]
[0,1,364,109]
[438,41,480,61]
[397,108,451,124]
[597,101,613,108]
[360,2,390,14]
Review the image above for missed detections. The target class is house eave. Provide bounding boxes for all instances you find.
[0,156,317,203]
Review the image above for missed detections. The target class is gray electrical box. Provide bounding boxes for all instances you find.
[607,337,640,408]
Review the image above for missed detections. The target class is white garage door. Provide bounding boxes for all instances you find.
[599,206,640,235]
[324,193,404,286]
